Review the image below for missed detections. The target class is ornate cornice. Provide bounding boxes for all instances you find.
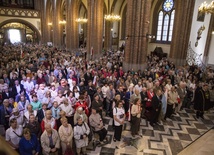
[0,7,40,18]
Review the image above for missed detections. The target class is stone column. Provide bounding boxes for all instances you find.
[123,0,152,71]
[46,0,53,43]
[104,20,112,51]
[70,0,80,51]
[169,0,195,66]
[65,0,72,50]
[52,0,63,48]
[40,0,49,44]
[87,0,104,60]
[64,0,79,51]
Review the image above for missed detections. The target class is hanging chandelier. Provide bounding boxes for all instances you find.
[75,18,88,23]
[199,1,214,14]
[47,22,52,26]
[104,14,121,22]
[59,20,66,25]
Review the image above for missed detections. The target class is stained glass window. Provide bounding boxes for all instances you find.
[156,11,163,41]
[156,0,175,42]
[163,0,174,12]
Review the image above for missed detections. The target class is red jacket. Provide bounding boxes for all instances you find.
[146,91,154,107]
[74,101,89,116]
[41,118,57,132]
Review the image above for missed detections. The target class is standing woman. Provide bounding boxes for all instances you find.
[42,91,54,110]
[0,99,13,130]
[58,117,73,155]
[40,124,60,155]
[164,86,178,120]
[30,94,42,111]
[41,110,57,132]
[74,116,90,155]
[59,98,74,126]
[91,93,103,118]
[131,98,142,137]
[19,128,40,155]
[113,100,125,142]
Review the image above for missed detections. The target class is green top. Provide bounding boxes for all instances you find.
[31,101,42,110]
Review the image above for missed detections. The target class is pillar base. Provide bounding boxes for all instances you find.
[123,62,147,72]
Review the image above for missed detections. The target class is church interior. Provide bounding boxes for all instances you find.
[0,0,214,155]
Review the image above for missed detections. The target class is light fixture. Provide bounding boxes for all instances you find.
[126,34,155,39]
[199,1,214,14]
[75,18,88,23]
[104,14,121,22]
[59,20,66,25]
[48,22,52,26]
[146,34,156,39]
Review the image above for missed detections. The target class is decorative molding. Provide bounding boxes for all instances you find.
[0,7,40,18]
[186,42,206,70]
[195,25,205,47]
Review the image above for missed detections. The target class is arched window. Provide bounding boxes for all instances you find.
[156,0,175,42]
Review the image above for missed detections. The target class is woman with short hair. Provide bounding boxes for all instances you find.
[58,117,73,154]
[41,110,57,132]
[131,98,142,137]
[113,100,125,142]
[0,99,13,129]
[41,124,60,155]
[73,116,90,155]
[19,128,40,155]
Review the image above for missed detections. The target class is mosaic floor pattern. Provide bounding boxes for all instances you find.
[86,108,214,155]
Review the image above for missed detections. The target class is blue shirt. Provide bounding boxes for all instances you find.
[19,134,40,155]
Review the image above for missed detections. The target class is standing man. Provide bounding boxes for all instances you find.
[177,82,186,112]
[150,88,162,127]
[194,83,210,119]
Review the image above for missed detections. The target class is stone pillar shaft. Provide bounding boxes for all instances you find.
[104,21,112,50]
[170,0,195,65]
[40,0,49,44]
[52,0,62,48]
[124,0,151,71]
[65,0,72,50]
[87,0,104,60]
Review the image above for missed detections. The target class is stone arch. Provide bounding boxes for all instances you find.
[0,18,41,42]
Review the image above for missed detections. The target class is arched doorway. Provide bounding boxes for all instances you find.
[0,19,41,45]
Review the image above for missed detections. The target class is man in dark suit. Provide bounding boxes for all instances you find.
[84,69,93,86]
[140,87,148,117]
[150,88,162,127]
[86,80,96,102]
[11,79,24,99]
[37,102,48,123]
[168,70,175,86]
[140,87,148,107]
[44,70,51,85]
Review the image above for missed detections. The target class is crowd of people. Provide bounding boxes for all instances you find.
[0,44,214,155]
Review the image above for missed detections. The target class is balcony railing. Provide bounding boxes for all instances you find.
[0,0,34,9]
[0,7,40,18]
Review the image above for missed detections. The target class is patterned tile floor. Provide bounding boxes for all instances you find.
[178,128,214,155]
[86,108,214,155]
